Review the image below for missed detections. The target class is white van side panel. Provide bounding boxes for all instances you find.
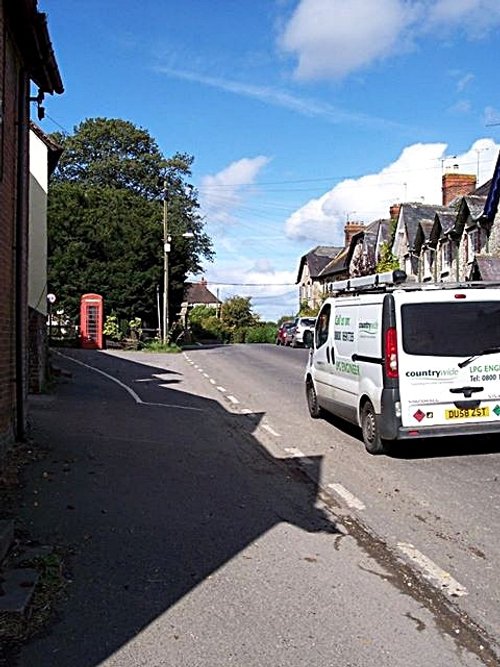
[357,302,385,415]
[332,303,360,411]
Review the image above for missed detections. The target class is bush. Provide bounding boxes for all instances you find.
[191,315,226,342]
[142,340,181,353]
[246,323,276,344]
[231,327,247,343]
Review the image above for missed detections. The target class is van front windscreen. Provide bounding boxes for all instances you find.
[401,301,500,357]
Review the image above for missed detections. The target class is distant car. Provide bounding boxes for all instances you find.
[276,321,295,345]
[290,317,316,348]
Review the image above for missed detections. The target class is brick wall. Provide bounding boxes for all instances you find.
[28,307,47,393]
[0,5,29,460]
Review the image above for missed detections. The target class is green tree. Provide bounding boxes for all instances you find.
[298,301,318,316]
[48,118,213,325]
[376,219,399,273]
[221,296,257,329]
[375,242,400,272]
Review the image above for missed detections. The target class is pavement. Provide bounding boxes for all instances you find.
[11,349,336,667]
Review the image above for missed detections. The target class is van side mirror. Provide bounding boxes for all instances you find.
[303,329,314,349]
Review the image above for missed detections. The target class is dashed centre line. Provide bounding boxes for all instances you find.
[181,353,476,608]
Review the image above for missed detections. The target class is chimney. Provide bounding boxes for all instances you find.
[442,172,476,206]
[389,204,401,220]
[200,277,207,286]
[344,221,365,247]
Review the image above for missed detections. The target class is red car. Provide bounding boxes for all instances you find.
[276,321,295,345]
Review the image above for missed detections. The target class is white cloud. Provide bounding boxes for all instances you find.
[484,106,500,127]
[200,156,271,226]
[280,0,414,80]
[285,139,500,244]
[280,0,500,80]
[157,65,410,130]
[456,73,474,92]
[448,100,472,114]
[427,0,500,36]
[202,261,298,321]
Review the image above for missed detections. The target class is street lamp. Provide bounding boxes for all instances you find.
[47,293,56,345]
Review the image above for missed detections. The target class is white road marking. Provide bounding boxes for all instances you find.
[397,543,468,597]
[135,378,155,383]
[327,483,366,511]
[203,373,210,378]
[54,352,202,411]
[284,447,305,458]
[209,379,216,385]
[282,447,314,465]
[227,395,239,404]
[261,424,281,437]
[216,386,227,393]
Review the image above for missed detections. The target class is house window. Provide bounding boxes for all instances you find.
[440,240,452,274]
[404,255,413,277]
[467,227,481,263]
[422,248,433,281]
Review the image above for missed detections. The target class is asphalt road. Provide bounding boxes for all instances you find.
[17,345,500,667]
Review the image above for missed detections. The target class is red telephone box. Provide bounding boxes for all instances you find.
[80,294,104,349]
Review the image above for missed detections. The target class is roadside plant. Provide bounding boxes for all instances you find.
[103,313,122,341]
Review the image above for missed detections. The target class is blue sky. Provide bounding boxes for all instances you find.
[38,0,500,321]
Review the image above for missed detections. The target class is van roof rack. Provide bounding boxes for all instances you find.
[329,270,500,295]
[330,270,407,294]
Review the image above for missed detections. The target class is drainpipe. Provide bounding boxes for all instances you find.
[15,73,29,441]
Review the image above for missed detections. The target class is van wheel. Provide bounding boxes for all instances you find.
[306,380,322,419]
[360,401,387,455]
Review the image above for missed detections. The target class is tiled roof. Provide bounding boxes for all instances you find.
[414,220,435,254]
[474,256,500,281]
[474,179,492,196]
[377,219,391,245]
[185,282,221,305]
[296,245,343,283]
[435,210,457,234]
[463,195,488,221]
[319,247,350,277]
[429,209,457,245]
[401,203,451,250]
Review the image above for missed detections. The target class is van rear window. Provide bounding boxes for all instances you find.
[401,301,500,356]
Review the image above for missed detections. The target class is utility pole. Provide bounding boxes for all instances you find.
[162,183,170,345]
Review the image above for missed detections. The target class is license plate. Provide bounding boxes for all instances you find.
[445,407,490,420]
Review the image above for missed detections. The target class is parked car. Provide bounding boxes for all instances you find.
[275,321,295,345]
[290,317,316,348]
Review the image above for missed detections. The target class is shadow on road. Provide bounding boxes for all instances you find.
[18,350,340,667]
[321,410,500,459]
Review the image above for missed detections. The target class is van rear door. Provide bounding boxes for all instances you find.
[395,291,500,429]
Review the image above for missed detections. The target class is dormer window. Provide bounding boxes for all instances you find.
[440,240,452,274]
[422,248,433,280]
[467,227,481,263]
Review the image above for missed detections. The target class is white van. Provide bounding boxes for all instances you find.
[305,270,500,454]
